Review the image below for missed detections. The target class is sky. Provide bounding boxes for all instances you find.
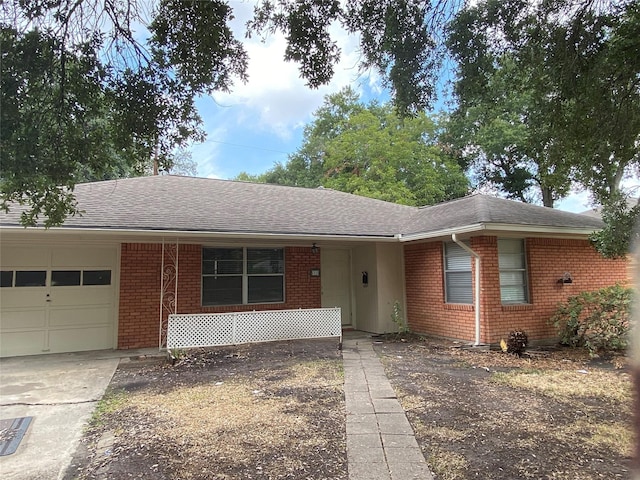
[187,1,594,214]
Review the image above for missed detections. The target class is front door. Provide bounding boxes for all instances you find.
[321,248,352,326]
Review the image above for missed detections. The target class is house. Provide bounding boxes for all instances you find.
[0,175,628,357]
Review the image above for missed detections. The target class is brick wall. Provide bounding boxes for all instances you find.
[118,244,321,349]
[118,243,163,349]
[404,236,629,345]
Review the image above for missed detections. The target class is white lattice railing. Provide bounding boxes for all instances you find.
[167,307,342,350]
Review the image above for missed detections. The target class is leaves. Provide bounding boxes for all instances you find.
[1,0,463,225]
[446,0,640,207]
[589,194,640,259]
[550,284,633,355]
[238,88,469,206]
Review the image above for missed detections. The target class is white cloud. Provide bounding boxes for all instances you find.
[209,3,375,140]
[189,2,385,178]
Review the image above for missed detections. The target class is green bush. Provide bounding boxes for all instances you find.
[550,284,633,356]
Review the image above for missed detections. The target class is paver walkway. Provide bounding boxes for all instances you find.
[342,336,434,480]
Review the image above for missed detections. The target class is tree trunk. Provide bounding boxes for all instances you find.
[541,186,554,208]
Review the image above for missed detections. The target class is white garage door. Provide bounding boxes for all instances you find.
[0,245,118,357]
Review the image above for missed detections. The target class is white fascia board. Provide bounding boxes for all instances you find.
[397,224,486,242]
[0,225,399,244]
[397,223,600,242]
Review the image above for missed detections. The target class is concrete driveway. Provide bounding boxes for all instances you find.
[0,350,126,480]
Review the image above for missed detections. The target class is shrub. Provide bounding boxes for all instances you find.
[390,300,409,334]
[506,330,528,356]
[550,284,633,356]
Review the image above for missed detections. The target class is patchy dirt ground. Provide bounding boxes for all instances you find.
[64,339,346,480]
[374,337,633,480]
[65,336,633,480]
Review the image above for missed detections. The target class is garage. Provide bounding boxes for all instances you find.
[0,245,118,357]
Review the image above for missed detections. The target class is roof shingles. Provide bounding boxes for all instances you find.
[0,176,603,237]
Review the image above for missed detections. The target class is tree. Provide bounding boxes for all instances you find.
[589,193,640,259]
[443,52,571,206]
[1,0,462,226]
[237,88,469,206]
[445,0,639,209]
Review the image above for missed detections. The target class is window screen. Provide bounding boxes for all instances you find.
[444,242,472,304]
[498,238,528,303]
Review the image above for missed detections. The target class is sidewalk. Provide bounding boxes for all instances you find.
[342,336,434,480]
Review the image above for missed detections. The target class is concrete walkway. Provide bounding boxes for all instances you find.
[342,336,433,480]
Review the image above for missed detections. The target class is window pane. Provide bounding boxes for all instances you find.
[498,238,523,254]
[446,271,473,304]
[498,238,528,303]
[500,271,525,286]
[248,276,284,304]
[0,271,13,287]
[444,242,472,304]
[499,253,524,269]
[501,285,527,303]
[248,248,284,274]
[202,276,242,305]
[203,248,243,275]
[444,243,471,271]
[15,271,46,287]
[52,270,81,286]
[83,270,112,285]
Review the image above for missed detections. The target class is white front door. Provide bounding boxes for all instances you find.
[321,248,352,326]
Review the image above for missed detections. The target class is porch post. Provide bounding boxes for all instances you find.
[159,238,179,349]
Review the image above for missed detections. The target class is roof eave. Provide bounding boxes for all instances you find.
[0,225,400,243]
[398,222,600,242]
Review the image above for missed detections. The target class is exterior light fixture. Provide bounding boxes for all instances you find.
[311,243,319,254]
[557,272,573,284]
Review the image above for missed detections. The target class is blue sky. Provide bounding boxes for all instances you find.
[189,1,383,181]
[186,1,593,214]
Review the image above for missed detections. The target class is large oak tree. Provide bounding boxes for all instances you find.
[237,88,469,206]
[1,0,461,226]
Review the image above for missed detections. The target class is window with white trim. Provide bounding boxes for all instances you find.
[202,247,284,306]
[444,242,473,304]
[498,238,528,304]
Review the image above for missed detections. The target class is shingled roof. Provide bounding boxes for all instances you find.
[401,194,603,239]
[0,175,603,239]
[0,176,413,238]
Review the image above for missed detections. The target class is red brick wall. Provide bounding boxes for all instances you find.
[118,243,163,349]
[118,244,321,349]
[404,236,629,345]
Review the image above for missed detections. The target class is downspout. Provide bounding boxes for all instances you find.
[451,234,481,346]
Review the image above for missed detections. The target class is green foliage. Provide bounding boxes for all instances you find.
[237,88,469,206]
[2,0,462,225]
[551,285,633,356]
[445,0,640,207]
[250,0,461,116]
[590,194,640,259]
[390,301,409,334]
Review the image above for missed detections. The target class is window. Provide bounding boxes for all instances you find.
[202,247,284,306]
[83,270,112,286]
[52,270,81,286]
[498,238,528,304]
[444,242,472,304]
[1,271,13,287]
[14,271,46,287]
